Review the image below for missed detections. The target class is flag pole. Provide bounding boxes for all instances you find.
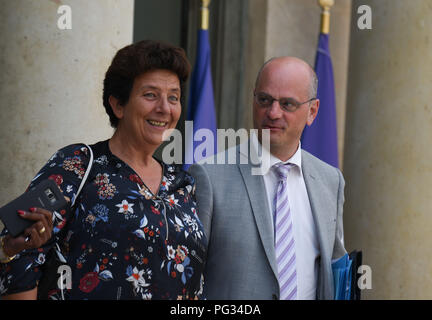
[301,0,339,168]
[184,0,216,169]
[319,0,334,34]
[201,0,211,30]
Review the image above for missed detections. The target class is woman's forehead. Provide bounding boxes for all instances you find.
[134,69,180,90]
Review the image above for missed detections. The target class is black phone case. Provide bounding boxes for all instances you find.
[0,179,67,237]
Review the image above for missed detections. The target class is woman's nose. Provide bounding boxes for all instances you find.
[156,96,171,113]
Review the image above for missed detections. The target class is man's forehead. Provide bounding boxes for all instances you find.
[260,64,309,85]
[256,61,311,99]
[264,58,310,76]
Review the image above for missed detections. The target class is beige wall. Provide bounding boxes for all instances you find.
[0,0,134,211]
[344,0,432,299]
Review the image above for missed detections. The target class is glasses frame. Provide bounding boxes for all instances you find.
[254,92,317,112]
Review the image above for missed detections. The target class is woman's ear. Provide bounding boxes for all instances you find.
[109,95,124,120]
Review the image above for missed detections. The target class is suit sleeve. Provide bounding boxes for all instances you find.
[332,168,347,259]
[188,164,213,241]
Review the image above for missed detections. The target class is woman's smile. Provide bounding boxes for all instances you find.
[147,120,168,128]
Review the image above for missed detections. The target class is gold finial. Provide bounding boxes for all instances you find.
[201,0,211,30]
[319,0,334,34]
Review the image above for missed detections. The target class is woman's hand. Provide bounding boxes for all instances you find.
[2,208,53,257]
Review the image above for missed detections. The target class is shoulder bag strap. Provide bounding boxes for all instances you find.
[53,144,93,300]
[71,144,93,208]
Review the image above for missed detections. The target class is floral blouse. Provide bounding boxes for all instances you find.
[0,140,207,300]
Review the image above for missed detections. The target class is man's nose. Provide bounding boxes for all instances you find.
[267,100,283,119]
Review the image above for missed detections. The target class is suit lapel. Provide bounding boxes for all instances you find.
[302,151,335,299]
[301,152,334,255]
[238,163,279,281]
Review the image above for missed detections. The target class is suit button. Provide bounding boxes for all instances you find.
[272,294,278,300]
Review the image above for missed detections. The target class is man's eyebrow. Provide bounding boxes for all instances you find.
[257,92,299,100]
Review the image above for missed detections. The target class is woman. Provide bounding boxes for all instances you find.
[0,40,207,300]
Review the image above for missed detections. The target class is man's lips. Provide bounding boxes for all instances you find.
[262,125,284,130]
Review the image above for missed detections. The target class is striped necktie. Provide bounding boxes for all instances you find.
[273,163,297,300]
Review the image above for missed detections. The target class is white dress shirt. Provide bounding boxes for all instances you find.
[250,136,320,300]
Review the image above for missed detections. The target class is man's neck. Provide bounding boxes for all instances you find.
[268,142,300,163]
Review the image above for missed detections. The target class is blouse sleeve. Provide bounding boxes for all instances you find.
[0,144,91,296]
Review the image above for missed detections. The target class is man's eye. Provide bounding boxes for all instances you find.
[259,96,271,104]
[280,99,296,108]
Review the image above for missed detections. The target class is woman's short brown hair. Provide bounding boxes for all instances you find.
[103,40,191,128]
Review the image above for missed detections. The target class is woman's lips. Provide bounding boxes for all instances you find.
[147,120,168,128]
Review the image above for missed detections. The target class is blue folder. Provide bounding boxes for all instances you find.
[332,250,362,300]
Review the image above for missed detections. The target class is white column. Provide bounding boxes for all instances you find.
[0,0,133,208]
[344,0,432,299]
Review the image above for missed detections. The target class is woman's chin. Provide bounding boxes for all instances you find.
[161,128,177,141]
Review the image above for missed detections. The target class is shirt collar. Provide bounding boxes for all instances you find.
[250,131,302,176]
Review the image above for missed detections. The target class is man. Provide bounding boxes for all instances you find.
[189,56,346,300]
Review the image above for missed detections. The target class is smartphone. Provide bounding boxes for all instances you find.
[0,179,67,237]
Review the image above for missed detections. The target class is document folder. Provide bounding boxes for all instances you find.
[332,250,362,300]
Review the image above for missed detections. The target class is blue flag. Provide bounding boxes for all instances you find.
[301,33,339,168]
[183,29,217,170]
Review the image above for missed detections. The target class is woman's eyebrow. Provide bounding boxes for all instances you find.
[139,85,180,92]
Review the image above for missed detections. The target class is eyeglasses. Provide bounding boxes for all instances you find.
[254,92,316,112]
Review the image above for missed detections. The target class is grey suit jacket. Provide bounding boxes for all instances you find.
[189,145,346,300]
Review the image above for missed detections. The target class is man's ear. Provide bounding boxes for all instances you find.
[306,99,319,126]
[109,95,124,120]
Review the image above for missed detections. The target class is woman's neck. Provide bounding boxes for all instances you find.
[109,129,157,168]
[109,130,163,195]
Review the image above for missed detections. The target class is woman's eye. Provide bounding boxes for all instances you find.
[144,92,157,99]
[169,96,179,103]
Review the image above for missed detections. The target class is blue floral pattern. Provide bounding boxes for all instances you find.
[0,140,207,300]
